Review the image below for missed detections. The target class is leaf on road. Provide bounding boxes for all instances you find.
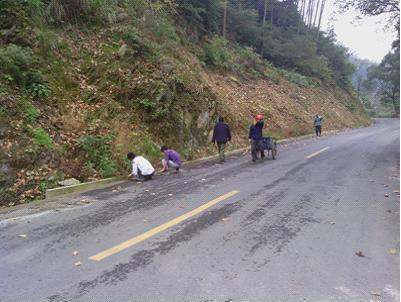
[393,190,400,194]
[369,180,375,182]
[18,234,27,238]
[389,248,397,255]
[384,194,390,197]
[151,193,156,196]
[74,261,82,267]
[72,251,79,256]
[355,251,365,257]
[221,218,229,222]
[112,189,118,192]
[168,193,173,196]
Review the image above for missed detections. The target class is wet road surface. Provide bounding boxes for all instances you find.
[0,118,399,301]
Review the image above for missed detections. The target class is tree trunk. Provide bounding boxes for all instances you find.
[222,0,227,38]
[298,0,306,33]
[301,0,307,21]
[313,0,320,28]
[391,89,400,116]
[316,0,325,37]
[260,0,268,56]
[308,0,315,28]
[270,0,274,24]
[305,0,312,25]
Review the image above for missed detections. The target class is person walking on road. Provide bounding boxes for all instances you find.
[161,146,181,173]
[249,114,265,162]
[212,117,232,163]
[314,114,323,137]
[127,152,155,181]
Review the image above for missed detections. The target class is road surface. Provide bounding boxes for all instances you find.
[0,118,399,302]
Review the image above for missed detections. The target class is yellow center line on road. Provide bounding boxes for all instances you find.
[306,147,330,159]
[89,190,240,261]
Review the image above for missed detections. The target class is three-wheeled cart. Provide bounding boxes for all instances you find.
[260,137,278,160]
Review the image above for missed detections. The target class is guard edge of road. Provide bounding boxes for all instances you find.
[45,129,343,200]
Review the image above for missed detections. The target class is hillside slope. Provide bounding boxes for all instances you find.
[0,3,370,206]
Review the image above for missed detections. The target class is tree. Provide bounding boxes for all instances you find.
[338,0,400,30]
[368,46,400,115]
[222,0,228,37]
[316,0,326,35]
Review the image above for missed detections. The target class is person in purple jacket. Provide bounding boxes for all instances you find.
[161,146,181,173]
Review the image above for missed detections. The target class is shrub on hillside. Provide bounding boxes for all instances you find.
[33,127,53,149]
[76,134,118,178]
[0,44,49,94]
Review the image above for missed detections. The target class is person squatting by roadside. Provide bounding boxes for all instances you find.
[212,117,232,163]
[127,152,155,181]
[314,114,323,137]
[161,146,181,173]
[249,114,265,162]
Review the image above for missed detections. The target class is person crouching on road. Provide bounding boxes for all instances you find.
[161,146,181,173]
[249,114,265,162]
[127,152,155,181]
[212,116,231,163]
[314,114,323,137]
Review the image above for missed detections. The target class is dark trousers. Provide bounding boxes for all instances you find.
[315,125,322,136]
[217,142,226,162]
[138,169,154,181]
[251,139,264,161]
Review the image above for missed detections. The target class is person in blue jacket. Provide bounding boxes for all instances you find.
[212,117,232,163]
[249,114,265,162]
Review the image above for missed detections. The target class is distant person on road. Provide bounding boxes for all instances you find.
[161,146,181,173]
[212,117,232,163]
[249,114,265,162]
[127,152,155,181]
[314,114,323,137]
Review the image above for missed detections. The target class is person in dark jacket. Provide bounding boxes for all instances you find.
[249,114,265,162]
[212,117,231,163]
[313,114,323,136]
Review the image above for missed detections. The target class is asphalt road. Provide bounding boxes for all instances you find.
[1,118,399,302]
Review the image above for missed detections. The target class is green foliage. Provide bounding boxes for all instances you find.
[202,37,232,70]
[278,69,319,88]
[134,133,161,161]
[33,127,53,149]
[30,83,51,98]
[0,44,50,94]
[25,103,40,123]
[367,45,400,115]
[77,134,118,177]
[123,27,161,59]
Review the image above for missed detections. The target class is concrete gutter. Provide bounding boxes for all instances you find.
[46,177,126,199]
[45,129,341,200]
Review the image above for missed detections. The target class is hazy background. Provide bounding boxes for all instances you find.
[321,0,396,63]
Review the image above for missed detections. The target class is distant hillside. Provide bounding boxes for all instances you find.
[0,0,370,206]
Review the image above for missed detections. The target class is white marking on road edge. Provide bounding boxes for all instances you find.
[89,190,240,261]
[306,147,330,159]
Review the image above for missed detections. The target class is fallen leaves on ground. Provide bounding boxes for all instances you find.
[74,261,82,267]
[168,193,173,196]
[18,234,27,238]
[355,251,365,257]
[72,251,79,256]
[384,194,390,197]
